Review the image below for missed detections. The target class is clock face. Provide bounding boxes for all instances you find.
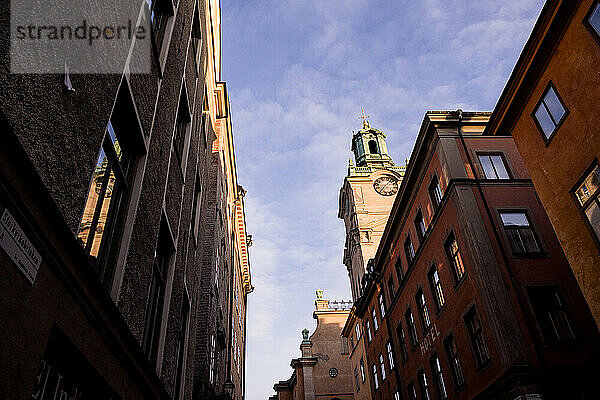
[329,368,338,378]
[373,176,399,196]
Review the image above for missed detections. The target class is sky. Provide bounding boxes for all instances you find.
[220,1,544,399]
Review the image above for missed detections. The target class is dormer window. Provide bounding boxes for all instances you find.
[368,140,379,154]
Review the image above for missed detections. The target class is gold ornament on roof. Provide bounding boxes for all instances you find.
[358,108,371,129]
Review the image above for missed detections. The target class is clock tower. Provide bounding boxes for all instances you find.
[338,115,406,301]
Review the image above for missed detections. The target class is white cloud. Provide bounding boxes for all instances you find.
[221,1,544,399]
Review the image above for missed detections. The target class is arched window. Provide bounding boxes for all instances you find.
[368,140,379,154]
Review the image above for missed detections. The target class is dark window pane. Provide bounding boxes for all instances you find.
[534,104,556,138]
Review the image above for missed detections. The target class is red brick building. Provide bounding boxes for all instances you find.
[353,111,600,400]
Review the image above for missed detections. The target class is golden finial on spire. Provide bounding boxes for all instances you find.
[358,108,371,129]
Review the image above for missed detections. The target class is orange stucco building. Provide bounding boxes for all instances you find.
[486,0,600,327]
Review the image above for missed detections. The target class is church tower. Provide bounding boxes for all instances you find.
[338,111,406,301]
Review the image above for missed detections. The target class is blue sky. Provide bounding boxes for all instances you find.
[220,1,544,399]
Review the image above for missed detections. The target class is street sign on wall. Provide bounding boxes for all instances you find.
[0,208,42,284]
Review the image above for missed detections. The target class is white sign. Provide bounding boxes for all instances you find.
[0,208,42,284]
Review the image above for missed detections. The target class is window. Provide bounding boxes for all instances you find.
[394,390,401,400]
[478,154,510,179]
[415,209,427,242]
[379,354,386,381]
[142,218,173,364]
[429,175,443,211]
[174,88,191,168]
[388,276,396,301]
[355,323,361,341]
[209,334,216,383]
[379,294,386,318]
[418,370,432,400]
[386,341,395,370]
[428,265,445,310]
[587,2,600,39]
[366,320,372,343]
[406,308,419,348]
[372,308,379,331]
[416,289,431,330]
[444,334,465,388]
[191,176,203,241]
[445,233,465,282]
[173,291,190,400]
[574,163,600,242]
[430,354,448,400]
[395,256,403,281]
[528,287,575,345]
[397,323,409,363]
[350,335,354,349]
[500,212,541,255]
[354,367,360,391]
[404,235,415,264]
[465,307,491,367]
[360,358,366,382]
[191,7,202,67]
[77,120,132,284]
[533,83,567,140]
[145,0,173,56]
[408,382,417,400]
[369,140,379,154]
[372,364,379,390]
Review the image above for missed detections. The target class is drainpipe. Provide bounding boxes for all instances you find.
[455,109,545,365]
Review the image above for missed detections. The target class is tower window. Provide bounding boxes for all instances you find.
[368,140,379,154]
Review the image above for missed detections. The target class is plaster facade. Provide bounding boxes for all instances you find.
[485,0,600,329]
[269,294,355,400]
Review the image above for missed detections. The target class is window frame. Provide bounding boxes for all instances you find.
[445,231,466,285]
[386,341,396,370]
[378,293,386,318]
[379,353,386,381]
[429,174,443,212]
[527,286,576,347]
[415,208,427,243]
[142,216,175,365]
[360,357,366,382]
[416,288,432,331]
[372,308,379,331]
[417,369,432,400]
[430,353,448,400]
[570,159,600,251]
[498,210,544,256]
[397,323,409,364]
[531,81,568,145]
[372,363,379,390]
[584,1,600,48]
[406,308,419,349]
[477,152,511,180]
[145,0,175,74]
[428,264,446,312]
[444,333,466,390]
[464,306,491,369]
[404,234,416,265]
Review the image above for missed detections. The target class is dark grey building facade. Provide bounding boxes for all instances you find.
[0,1,251,399]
